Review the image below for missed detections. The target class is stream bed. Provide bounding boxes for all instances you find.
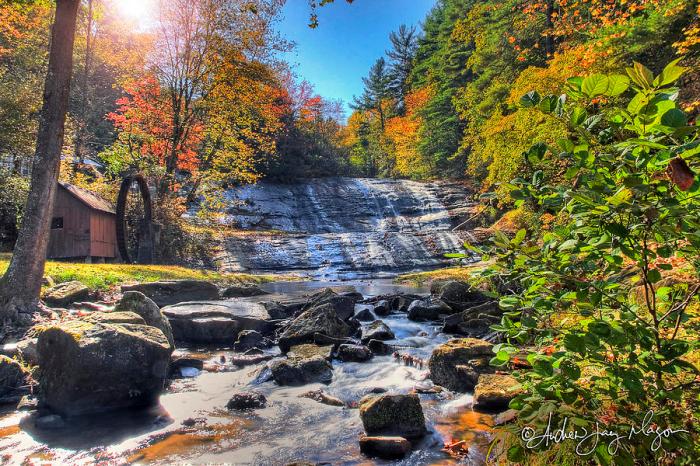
[0,280,496,465]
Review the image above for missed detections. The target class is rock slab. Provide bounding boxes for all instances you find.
[359,394,427,439]
[121,280,219,307]
[428,338,494,392]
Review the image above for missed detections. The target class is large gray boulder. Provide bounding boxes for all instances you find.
[36,320,172,416]
[428,338,494,391]
[359,394,427,439]
[42,281,90,307]
[337,344,372,362]
[431,280,489,313]
[361,320,395,344]
[301,288,360,320]
[162,301,274,344]
[0,355,27,397]
[269,356,333,386]
[278,303,352,352]
[407,298,452,321]
[115,291,175,350]
[121,280,219,307]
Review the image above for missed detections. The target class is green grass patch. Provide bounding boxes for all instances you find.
[0,253,296,291]
[395,263,489,287]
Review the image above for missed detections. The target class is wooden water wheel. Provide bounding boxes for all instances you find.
[115,174,154,264]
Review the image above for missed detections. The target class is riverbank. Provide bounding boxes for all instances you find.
[0,253,296,292]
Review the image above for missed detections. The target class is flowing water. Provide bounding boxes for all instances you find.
[218,178,475,280]
[0,281,495,465]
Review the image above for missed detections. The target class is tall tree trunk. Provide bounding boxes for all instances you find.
[0,0,81,322]
[74,0,94,167]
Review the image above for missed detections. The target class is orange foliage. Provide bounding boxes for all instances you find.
[385,86,434,178]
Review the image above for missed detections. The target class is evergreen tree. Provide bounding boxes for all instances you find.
[352,57,393,130]
[386,24,418,113]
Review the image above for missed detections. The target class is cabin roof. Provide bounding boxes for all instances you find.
[58,181,115,215]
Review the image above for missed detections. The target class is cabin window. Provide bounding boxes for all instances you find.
[51,217,64,230]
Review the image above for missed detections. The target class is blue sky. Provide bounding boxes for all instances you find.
[277,0,436,117]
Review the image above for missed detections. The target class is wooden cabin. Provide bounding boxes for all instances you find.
[47,182,117,261]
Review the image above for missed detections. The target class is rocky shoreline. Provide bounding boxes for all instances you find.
[0,277,521,463]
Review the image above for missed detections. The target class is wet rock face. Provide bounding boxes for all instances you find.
[36,320,172,416]
[359,436,412,460]
[361,320,395,344]
[121,280,220,307]
[354,308,375,322]
[219,178,474,279]
[359,394,427,439]
[278,303,352,352]
[336,344,373,362]
[473,374,523,411]
[428,338,494,392]
[115,291,175,350]
[233,330,267,352]
[301,288,359,321]
[162,301,274,344]
[269,356,333,386]
[407,298,452,321]
[42,281,90,308]
[0,355,27,397]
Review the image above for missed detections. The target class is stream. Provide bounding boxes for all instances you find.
[0,280,495,465]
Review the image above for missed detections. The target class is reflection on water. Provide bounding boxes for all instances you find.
[0,280,498,465]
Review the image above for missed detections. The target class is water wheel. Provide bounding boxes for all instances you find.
[115,174,154,264]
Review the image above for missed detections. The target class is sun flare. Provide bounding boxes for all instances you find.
[115,0,154,26]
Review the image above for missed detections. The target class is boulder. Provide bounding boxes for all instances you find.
[36,320,172,416]
[442,301,501,335]
[278,303,352,352]
[354,308,375,322]
[302,288,359,321]
[389,294,423,312]
[42,281,89,307]
[115,291,175,350]
[121,280,219,307]
[407,298,452,321]
[336,344,372,362]
[269,356,333,386]
[226,390,267,410]
[473,374,523,411]
[0,355,27,397]
[367,339,392,356]
[222,284,268,298]
[162,301,274,344]
[359,436,411,460]
[359,394,427,439]
[431,280,489,312]
[361,320,395,344]
[83,311,146,326]
[428,338,494,392]
[233,330,267,352]
[373,300,390,317]
[16,338,39,366]
[288,343,334,361]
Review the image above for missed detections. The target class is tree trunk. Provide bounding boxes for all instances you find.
[0,0,81,322]
[74,0,94,167]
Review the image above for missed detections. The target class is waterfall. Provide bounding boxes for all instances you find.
[220,177,474,279]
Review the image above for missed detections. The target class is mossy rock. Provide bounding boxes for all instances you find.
[358,394,427,439]
[83,311,146,325]
[37,320,172,416]
[428,338,494,392]
[42,281,90,307]
[115,291,175,350]
[0,355,27,396]
[473,374,524,411]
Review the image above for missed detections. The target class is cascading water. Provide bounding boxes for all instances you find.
[220,178,474,279]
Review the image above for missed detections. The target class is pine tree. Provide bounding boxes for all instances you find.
[387,24,418,113]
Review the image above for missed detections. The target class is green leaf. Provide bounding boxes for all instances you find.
[512,228,527,245]
[520,90,541,108]
[654,58,686,87]
[647,269,662,283]
[660,108,688,128]
[564,334,586,356]
[627,62,654,89]
[605,74,630,96]
[581,74,609,98]
[570,107,587,126]
[539,95,558,113]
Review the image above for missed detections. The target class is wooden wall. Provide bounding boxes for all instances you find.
[47,188,91,258]
[90,211,117,258]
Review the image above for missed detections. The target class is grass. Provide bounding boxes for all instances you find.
[0,252,295,291]
[396,262,490,287]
